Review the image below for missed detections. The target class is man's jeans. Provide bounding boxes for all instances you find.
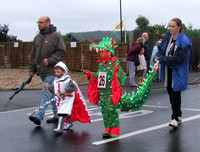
[35,75,58,121]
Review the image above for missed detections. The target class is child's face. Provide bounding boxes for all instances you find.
[54,67,66,78]
[99,50,111,59]
[140,48,144,54]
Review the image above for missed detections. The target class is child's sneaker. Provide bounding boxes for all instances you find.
[169,119,178,128]
[64,123,73,130]
[54,128,62,133]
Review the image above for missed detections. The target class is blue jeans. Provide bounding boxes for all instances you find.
[35,75,58,121]
[127,61,137,85]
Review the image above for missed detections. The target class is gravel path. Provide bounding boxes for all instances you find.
[0,68,88,90]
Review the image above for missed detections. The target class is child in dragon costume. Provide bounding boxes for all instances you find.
[84,37,158,138]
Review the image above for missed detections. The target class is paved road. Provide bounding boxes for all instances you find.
[0,84,200,152]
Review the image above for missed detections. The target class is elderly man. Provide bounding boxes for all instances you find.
[29,16,66,125]
[142,32,150,76]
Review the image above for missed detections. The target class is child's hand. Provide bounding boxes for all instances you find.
[45,83,50,88]
[114,64,119,73]
[83,70,92,80]
[61,90,66,95]
[60,90,66,100]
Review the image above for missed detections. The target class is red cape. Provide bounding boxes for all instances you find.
[70,88,91,123]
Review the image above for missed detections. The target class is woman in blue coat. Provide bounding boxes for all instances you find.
[155,18,192,128]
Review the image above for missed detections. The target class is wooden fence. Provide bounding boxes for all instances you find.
[0,42,129,72]
[0,34,200,72]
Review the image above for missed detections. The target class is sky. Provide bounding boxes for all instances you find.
[0,0,199,41]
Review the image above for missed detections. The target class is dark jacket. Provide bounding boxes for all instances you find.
[156,32,191,91]
[144,40,150,60]
[29,25,66,76]
[126,42,142,62]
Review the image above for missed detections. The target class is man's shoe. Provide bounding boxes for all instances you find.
[46,117,58,123]
[64,123,73,130]
[29,116,41,125]
[178,117,182,123]
[169,119,178,128]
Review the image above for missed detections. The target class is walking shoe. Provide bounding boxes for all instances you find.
[46,117,58,123]
[102,133,111,139]
[63,123,73,130]
[54,128,62,134]
[178,117,182,123]
[29,116,41,125]
[169,119,178,128]
[130,84,139,87]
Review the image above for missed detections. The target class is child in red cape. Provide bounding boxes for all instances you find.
[47,61,91,134]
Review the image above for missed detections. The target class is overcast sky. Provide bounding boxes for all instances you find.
[1,0,199,41]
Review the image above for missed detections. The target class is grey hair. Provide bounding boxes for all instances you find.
[136,37,146,45]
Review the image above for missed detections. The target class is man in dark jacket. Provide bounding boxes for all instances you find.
[142,32,150,74]
[29,16,66,125]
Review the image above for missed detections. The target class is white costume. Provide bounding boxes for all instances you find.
[54,75,76,115]
[53,61,91,133]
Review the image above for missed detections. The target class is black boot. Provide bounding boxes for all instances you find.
[29,115,41,125]
[46,117,58,123]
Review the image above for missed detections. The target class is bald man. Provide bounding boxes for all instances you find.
[29,16,66,125]
[142,32,150,76]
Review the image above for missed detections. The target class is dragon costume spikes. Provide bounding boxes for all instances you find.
[117,62,159,112]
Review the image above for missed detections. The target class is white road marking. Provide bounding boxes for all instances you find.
[90,112,102,116]
[88,107,101,112]
[144,105,200,112]
[26,105,200,118]
[92,114,200,145]
[1,107,36,115]
[189,78,200,84]
[183,108,200,112]
[144,105,169,109]
[91,110,153,122]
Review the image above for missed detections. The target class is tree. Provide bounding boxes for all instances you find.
[135,15,150,32]
[0,24,9,42]
[62,34,77,42]
[0,24,18,42]
[182,23,200,38]
[148,24,168,35]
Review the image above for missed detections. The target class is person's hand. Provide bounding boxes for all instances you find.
[114,64,119,73]
[28,72,34,77]
[43,58,49,66]
[57,90,66,100]
[197,64,200,68]
[83,70,92,80]
[154,64,158,73]
[154,58,158,63]
[45,83,50,88]
[61,90,66,95]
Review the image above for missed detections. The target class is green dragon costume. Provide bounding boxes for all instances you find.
[84,37,158,138]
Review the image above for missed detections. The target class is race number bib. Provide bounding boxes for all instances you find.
[98,72,106,88]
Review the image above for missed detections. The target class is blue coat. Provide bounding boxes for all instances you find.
[156,32,192,91]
